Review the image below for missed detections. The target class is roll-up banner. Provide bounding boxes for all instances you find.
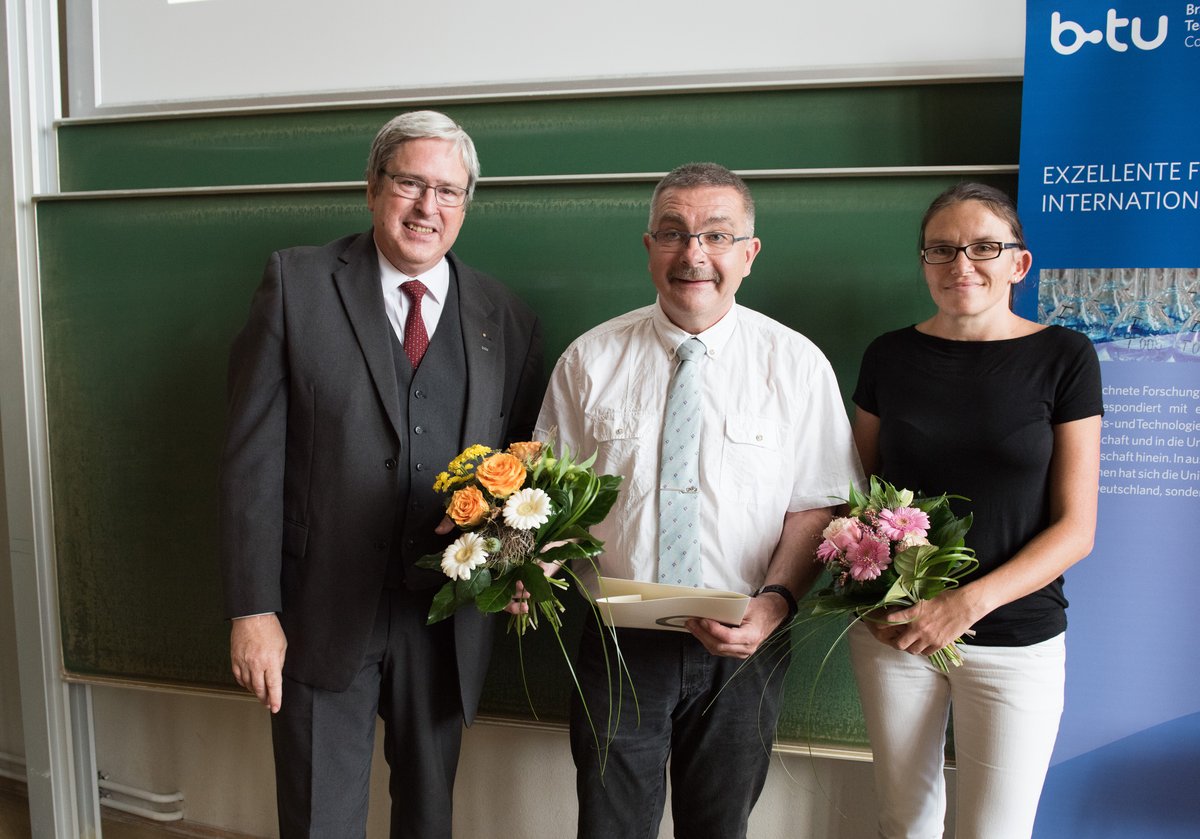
[1017,3,1199,836]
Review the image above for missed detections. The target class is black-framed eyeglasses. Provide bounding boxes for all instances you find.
[383,174,469,207]
[921,241,1022,264]
[648,230,750,254]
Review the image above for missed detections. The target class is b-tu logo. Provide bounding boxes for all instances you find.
[1051,8,1169,55]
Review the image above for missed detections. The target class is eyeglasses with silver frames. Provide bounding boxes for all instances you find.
[648,229,750,254]
[383,174,469,207]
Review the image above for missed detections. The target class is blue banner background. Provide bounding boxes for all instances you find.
[1016,0,1199,287]
[1017,2,1200,836]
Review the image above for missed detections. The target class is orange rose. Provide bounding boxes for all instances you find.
[447,485,490,527]
[475,452,527,498]
[507,440,543,465]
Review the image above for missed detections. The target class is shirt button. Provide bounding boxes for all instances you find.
[415,463,425,472]
[414,390,425,399]
[755,434,763,442]
[384,458,397,469]
[414,426,424,435]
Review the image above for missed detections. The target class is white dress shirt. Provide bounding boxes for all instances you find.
[377,252,450,343]
[535,301,864,594]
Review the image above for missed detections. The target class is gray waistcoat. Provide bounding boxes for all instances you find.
[387,271,468,588]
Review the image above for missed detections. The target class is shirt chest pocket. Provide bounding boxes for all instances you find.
[721,413,786,491]
[591,411,655,510]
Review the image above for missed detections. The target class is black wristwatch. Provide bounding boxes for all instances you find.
[752,584,798,626]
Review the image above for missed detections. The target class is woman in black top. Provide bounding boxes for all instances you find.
[849,183,1103,839]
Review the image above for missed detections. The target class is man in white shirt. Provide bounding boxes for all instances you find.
[536,162,863,839]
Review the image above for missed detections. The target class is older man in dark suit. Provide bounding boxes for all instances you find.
[219,110,543,838]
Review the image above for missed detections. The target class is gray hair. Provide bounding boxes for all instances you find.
[365,110,481,201]
[648,162,756,235]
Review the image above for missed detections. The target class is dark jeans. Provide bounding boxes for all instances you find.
[271,587,462,839]
[570,620,791,839]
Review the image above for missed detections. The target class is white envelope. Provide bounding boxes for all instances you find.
[593,576,750,632]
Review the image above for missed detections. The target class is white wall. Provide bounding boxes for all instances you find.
[87,684,954,838]
[73,0,1025,114]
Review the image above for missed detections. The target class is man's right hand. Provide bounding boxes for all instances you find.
[230,613,287,713]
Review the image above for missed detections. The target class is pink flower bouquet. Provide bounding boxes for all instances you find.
[812,476,977,671]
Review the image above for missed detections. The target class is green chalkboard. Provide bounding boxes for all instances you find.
[40,84,1021,750]
[58,82,1020,192]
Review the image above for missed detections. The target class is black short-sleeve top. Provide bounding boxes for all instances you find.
[853,325,1103,647]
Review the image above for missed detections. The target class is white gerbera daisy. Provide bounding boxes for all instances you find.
[502,488,553,531]
[441,532,488,580]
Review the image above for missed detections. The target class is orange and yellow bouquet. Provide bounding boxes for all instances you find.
[417,441,623,636]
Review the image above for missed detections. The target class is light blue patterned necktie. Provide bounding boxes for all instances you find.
[657,337,706,586]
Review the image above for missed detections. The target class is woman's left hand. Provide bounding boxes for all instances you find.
[876,589,980,656]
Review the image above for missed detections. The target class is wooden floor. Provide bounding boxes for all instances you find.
[0,779,258,839]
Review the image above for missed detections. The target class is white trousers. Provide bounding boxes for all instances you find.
[849,622,1066,839]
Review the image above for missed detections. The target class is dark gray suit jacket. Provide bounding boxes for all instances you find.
[219,230,543,723]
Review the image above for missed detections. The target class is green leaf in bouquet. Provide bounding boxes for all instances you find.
[537,540,595,565]
[892,543,937,584]
[913,553,957,585]
[426,582,458,625]
[929,511,973,550]
[571,448,598,472]
[574,474,623,527]
[811,590,877,614]
[847,481,871,516]
[514,563,568,634]
[539,485,575,528]
[559,472,595,510]
[875,480,913,511]
[919,549,979,594]
[457,567,493,602]
[515,562,559,602]
[542,523,591,544]
[913,493,948,513]
[569,537,605,559]
[880,573,914,607]
[475,574,518,614]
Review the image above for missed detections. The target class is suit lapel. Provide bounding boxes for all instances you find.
[452,254,504,447]
[333,231,405,439]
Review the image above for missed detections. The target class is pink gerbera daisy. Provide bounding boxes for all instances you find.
[846,536,892,581]
[877,506,930,541]
[816,539,843,564]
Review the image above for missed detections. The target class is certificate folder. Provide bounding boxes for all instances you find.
[594,577,750,632]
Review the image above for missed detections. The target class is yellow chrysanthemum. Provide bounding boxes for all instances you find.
[447,444,492,475]
[434,445,496,493]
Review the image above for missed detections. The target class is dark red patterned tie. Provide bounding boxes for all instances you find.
[400,280,429,369]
